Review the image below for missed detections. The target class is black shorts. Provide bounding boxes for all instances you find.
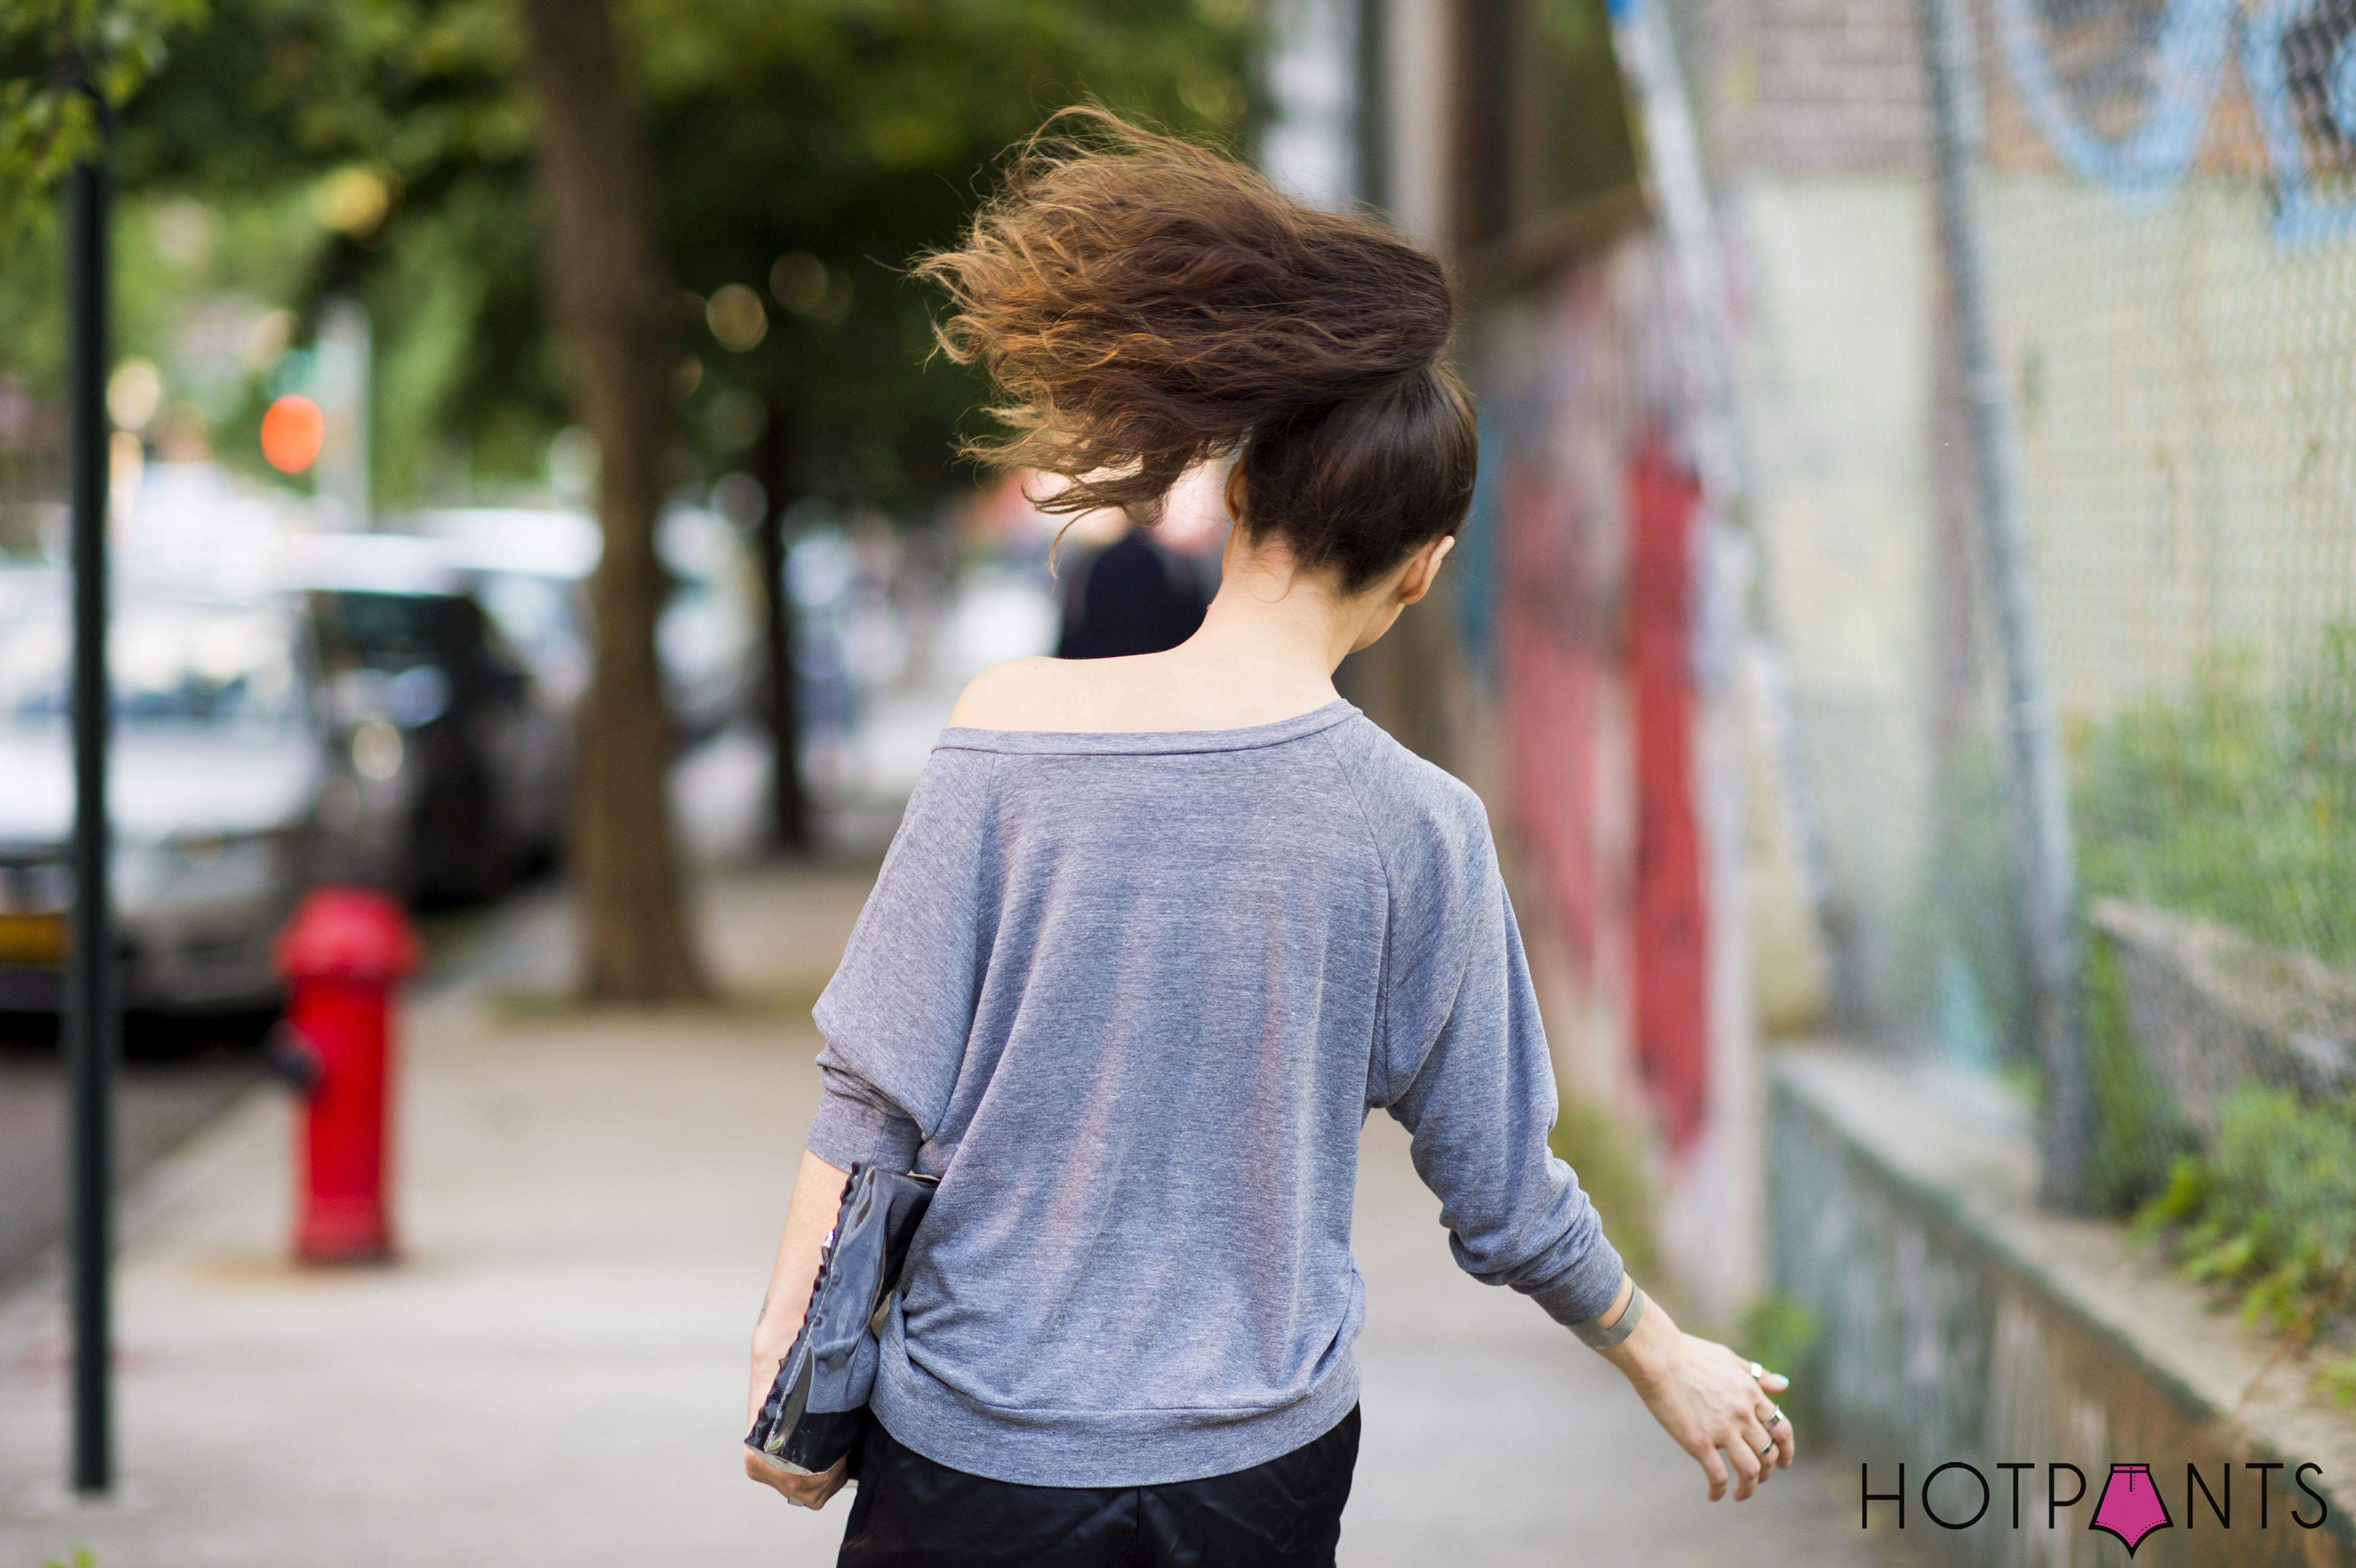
[835,1407,1362,1568]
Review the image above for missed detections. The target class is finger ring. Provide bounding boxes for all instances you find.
[1747,1361,1765,1380]
[1758,1439,1777,1457]
[1765,1408,1784,1429]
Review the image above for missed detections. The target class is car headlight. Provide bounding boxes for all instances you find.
[352,719,404,781]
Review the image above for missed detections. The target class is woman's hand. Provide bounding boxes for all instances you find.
[1595,1283,1796,1501]
[741,1151,854,1510]
[742,1351,851,1509]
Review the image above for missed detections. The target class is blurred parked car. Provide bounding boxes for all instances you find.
[406,502,759,742]
[276,533,569,906]
[0,568,323,1013]
[406,508,596,712]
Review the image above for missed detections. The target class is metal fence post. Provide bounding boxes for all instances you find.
[1915,0,2092,1209]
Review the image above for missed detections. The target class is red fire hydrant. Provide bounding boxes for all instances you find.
[271,887,420,1264]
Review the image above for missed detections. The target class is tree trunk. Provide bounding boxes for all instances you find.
[519,0,708,1000]
[756,408,808,851]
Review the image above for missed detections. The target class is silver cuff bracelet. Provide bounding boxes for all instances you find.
[1571,1281,1646,1350]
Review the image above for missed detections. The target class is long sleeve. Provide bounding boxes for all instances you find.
[805,745,1001,1173]
[1371,825,1625,1328]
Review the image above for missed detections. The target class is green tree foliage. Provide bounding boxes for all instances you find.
[0,0,204,234]
[639,0,1253,508]
[104,0,549,486]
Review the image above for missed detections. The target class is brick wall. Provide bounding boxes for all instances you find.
[1667,0,1933,179]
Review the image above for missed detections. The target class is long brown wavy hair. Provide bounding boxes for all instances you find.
[918,107,1476,591]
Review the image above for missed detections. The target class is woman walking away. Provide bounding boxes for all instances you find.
[744,110,1795,1566]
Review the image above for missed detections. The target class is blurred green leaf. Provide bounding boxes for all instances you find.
[2320,1351,2356,1409]
[2136,1084,2356,1342]
[0,0,207,238]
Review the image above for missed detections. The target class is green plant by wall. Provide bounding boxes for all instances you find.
[1550,1100,1659,1286]
[1737,1293,1823,1432]
[2134,1084,2356,1401]
[2081,934,2196,1215]
[2071,628,2356,1385]
[2322,1355,2356,1410]
[2074,632,2356,968]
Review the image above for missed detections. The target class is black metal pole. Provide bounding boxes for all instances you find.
[1352,0,1389,213]
[755,409,805,851]
[64,80,116,1496]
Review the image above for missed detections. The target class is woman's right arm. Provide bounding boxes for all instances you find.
[742,1149,852,1509]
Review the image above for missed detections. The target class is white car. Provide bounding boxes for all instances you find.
[0,569,325,1013]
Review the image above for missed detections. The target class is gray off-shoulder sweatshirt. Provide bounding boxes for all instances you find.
[805,700,1623,1489]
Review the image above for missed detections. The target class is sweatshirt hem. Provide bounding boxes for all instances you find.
[869,1345,1364,1488]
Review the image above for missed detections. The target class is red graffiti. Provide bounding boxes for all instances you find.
[1627,440,1707,1152]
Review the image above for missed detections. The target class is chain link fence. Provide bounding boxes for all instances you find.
[1943,0,2353,1164]
[1753,0,2356,1363]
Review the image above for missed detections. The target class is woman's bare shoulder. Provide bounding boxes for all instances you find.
[948,651,1342,734]
[948,658,1087,731]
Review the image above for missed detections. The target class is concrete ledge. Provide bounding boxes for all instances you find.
[1771,1044,2355,1565]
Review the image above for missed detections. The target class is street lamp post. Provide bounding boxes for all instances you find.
[64,74,117,1496]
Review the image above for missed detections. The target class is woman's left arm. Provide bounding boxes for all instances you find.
[743,1149,853,1508]
[1591,1276,1797,1502]
[1381,844,1795,1502]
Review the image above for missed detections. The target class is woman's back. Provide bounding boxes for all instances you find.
[809,703,1621,1486]
[745,112,1795,1556]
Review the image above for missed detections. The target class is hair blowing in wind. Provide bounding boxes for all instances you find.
[919,108,1478,591]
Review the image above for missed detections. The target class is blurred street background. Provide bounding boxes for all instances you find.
[3,0,2355,1561]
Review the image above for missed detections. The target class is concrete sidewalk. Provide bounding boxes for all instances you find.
[1,861,1886,1566]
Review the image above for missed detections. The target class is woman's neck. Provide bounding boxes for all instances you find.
[1185,535,1369,674]
[949,534,1388,734]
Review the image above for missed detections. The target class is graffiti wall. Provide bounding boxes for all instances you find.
[1449,227,1769,1321]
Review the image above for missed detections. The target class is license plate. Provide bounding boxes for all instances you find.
[0,912,66,966]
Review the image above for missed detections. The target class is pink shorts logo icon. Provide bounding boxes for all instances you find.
[2090,1463,2173,1555]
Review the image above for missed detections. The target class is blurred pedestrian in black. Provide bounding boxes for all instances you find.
[1055,525,1210,659]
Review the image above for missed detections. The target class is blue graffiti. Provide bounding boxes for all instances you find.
[1995,0,2236,195]
[2334,35,2356,133]
[1997,0,2356,243]
[1454,409,1503,685]
[2243,0,2356,242]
